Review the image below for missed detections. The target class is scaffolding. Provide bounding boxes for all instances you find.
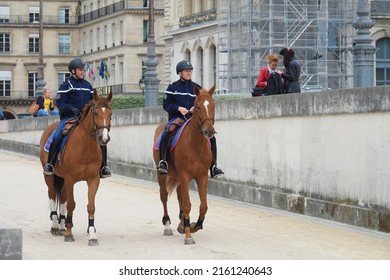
[218,0,358,93]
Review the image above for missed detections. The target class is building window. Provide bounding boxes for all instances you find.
[104,25,108,48]
[29,7,39,23]
[0,33,10,53]
[0,71,11,97]
[58,72,70,88]
[376,38,390,86]
[29,34,39,53]
[111,23,115,47]
[28,72,39,97]
[143,20,148,43]
[0,6,10,23]
[59,34,71,54]
[143,0,148,8]
[59,8,70,24]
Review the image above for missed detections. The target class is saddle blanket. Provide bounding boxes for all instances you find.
[154,119,190,151]
[44,130,69,153]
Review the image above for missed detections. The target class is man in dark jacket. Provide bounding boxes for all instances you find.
[157,60,224,178]
[43,58,111,178]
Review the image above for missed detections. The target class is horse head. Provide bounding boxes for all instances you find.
[193,84,216,139]
[90,90,113,146]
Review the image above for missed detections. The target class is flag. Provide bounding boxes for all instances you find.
[99,60,105,79]
[85,63,94,80]
[99,60,110,80]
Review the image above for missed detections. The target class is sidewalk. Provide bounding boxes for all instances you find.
[1,149,390,260]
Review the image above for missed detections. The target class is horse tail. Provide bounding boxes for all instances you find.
[53,174,64,205]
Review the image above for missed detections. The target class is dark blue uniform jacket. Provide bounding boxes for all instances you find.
[163,79,201,120]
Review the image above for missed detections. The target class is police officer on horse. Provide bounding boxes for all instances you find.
[157,60,224,178]
[43,58,111,178]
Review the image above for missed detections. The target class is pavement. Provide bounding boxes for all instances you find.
[1,149,390,261]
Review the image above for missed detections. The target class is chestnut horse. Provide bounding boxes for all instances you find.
[39,90,112,246]
[153,85,216,245]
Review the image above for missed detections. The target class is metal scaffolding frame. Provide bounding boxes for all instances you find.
[218,0,357,93]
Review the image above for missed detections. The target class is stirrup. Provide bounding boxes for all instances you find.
[100,166,111,178]
[157,160,168,174]
[211,165,224,178]
[43,164,54,175]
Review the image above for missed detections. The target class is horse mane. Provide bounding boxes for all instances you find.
[80,95,111,122]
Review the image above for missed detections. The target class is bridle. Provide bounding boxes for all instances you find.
[77,102,112,141]
[187,96,215,135]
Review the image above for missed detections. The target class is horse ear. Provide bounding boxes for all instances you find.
[106,91,113,103]
[209,84,216,96]
[93,89,99,102]
[194,85,201,96]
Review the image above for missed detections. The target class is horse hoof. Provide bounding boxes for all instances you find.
[58,229,66,236]
[184,237,195,245]
[190,222,202,233]
[88,239,99,246]
[177,225,185,234]
[50,227,59,235]
[64,235,75,242]
[164,229,173,235]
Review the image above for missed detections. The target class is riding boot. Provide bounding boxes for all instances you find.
[100,145,111,178]
[209,136,224,178]
[157,131,170,174]
[43,142,60,175]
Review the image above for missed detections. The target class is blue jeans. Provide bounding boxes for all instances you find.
[52,117,70,144]
[36,109,59,117]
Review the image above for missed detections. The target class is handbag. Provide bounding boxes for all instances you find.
[251,85,264,97]
[27,101,40,115]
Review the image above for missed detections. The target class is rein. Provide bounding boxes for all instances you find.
[76,103,111,140]
[186,101,215,136]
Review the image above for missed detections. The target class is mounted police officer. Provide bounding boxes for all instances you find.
[43,58,111,178]
[157,60,224,178]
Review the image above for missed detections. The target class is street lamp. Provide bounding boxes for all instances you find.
[138,77,145,95]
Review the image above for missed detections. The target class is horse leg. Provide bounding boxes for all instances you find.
[58,201,67,235]
[158,175,172,235]
[86,178,100,246]
[46,175,61,235]
[176,186,185,234]
[179,177,195,245]
[191,175,209,233]
[64,182,75,242]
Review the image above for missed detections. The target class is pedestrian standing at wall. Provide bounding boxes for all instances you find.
[35,88,60,117]
[255,53,284,96]
[277,47,301,93]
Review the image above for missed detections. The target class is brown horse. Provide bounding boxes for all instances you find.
[39,90,112,246]
[153,84,216,245]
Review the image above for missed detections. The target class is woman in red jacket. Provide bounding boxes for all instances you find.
[255,53,283,96]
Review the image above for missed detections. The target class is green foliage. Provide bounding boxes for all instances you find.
[111,95,164,110]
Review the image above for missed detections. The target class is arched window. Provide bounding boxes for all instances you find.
[376,38,390,85]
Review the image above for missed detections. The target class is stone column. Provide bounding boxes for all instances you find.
[35,0,46,97]
[351,0,375,88]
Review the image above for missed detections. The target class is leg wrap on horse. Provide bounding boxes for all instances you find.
[162,215,171,225]
[184,218,190,228]
[50,211,58,220]
[196,219,204,229]
[66,216,73,226]
[59,214,66,223]
[87,217,96,233]
[179,209,183,220]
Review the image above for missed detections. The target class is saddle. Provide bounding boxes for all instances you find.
[62,118,78,136]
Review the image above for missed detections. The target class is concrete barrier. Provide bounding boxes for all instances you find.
[1,85,390,233]
[0,224,22,260]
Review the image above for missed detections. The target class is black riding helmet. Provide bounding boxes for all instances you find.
[68,58,86,72]
[176,60,193,74]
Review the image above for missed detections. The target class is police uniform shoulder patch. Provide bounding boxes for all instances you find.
[56,94,61,99]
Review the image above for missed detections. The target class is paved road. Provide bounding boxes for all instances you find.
[1,149,390,260]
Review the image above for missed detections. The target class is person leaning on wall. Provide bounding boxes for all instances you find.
[255,53,284,96]
[35,88,60,117]
[276,47,302,93]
